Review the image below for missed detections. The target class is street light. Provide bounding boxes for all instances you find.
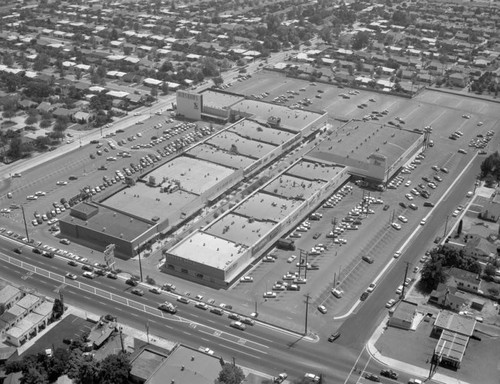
[20,204,30,243]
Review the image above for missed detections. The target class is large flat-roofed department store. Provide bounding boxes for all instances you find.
[60,89,424,287]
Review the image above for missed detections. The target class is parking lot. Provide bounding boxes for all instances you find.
[2,71,499,335]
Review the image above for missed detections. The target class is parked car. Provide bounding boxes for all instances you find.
[364,373,381,382]
[328,331,341,342]
[380,369,398,380]
[318,305,327,314]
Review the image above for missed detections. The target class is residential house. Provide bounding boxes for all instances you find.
[461,234,496,261]
[448,267,481,294]
[479,199,500,222]
[449,73,468,87]
[73,111,94,124]
[18,99,37,109]
[429,283,468,311]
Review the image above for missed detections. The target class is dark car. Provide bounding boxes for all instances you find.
[13,248,22,254]
[68,260,78,267]
[422,176,430,182]
[399,202,407,209]
[32,248,42,254]
[82,265,93,271]
[131,288,144,296]
[383,204,390,211]
[364,373,381,382]
[362,255,374,264]
[380,369,398,380]
[126,278,139,286]
[360,291,369,301]
[328,331,341,342]
[423,202,435,207]
[107,272,118,279]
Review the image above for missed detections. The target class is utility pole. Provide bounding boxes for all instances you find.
[138,249,144,282]
[21,205,29,242]
[304,293,310,335]
[401,262,410,299]
[119,326,125,353]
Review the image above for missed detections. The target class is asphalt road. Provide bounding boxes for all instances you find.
[0,245,359,382]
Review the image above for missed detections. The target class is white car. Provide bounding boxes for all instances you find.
[26,195,38,200]
[230,321,246,331]
[398,215,408,223]
[405,194,414,201]
[452,210,459,217]
[462,114,471,119]
[393,251,401,259]
[65,273,77,280]
[287,255,297,263]
[420,218,427,225]
[56,181,68,185]
[263,291,276,298]
[366,283,376,293]
[240,276,254,283]
[386,299,396,308]
[198,347,214,355]
[405,180,411,187]
[35,191,46,196]
[391,222,402,230]
[304,373,320,383]
[318,305,327,314]
[396,285,403,295]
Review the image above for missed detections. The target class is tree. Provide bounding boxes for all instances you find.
[217,363,245,384]
[212,76,223,86]
[33,53,50,71]
[20,365,48,384]
[53,116,69,132]
[52,298,64,319]
[150,86,158,99]
[161,82,169,95]
[352,31,370,50]
[484,263,496,278]
[98,352,131,384]
[480,151,500,180]
[25,115,38,125]
[2,52,14,66]
[47,348,70,382]
[7,137,23,159]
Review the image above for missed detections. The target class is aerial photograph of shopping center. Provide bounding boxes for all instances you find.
[0,0,499,383]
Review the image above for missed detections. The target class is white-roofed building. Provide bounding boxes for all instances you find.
[5,301,53,347]
[143,78,163,87]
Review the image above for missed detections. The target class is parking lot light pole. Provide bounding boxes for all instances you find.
[304,293,310,335]
[21,205,30,243]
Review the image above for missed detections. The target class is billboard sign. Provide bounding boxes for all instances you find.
[176,91,203,120]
